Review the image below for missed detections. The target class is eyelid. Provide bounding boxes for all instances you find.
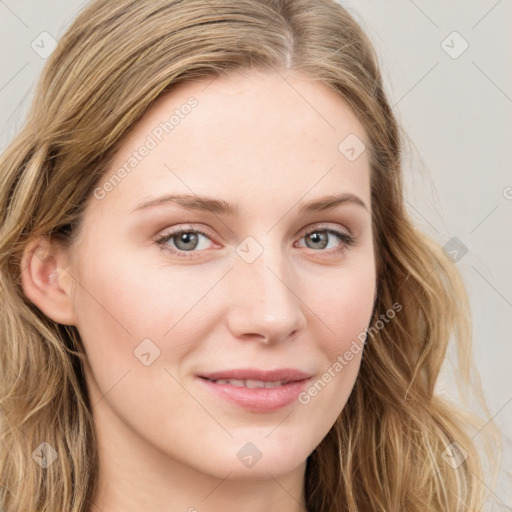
[299,222,352,237]
[155,222,355,258]
[297,223,356,249]
[155,224,218,258]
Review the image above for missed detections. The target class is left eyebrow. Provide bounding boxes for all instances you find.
[130,192,368,215]
[297,193,368,214]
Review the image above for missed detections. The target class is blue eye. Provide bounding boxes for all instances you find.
[155,224,355,258]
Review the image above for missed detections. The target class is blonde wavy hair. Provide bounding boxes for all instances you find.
[0,0,499,510]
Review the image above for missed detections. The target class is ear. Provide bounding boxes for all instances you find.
[20,236,78,325]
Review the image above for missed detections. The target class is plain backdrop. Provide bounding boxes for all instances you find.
[1,0,510,506]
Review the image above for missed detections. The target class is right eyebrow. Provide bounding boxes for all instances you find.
[131,193,239,215]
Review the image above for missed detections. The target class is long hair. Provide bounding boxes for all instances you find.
[0,1,497,510]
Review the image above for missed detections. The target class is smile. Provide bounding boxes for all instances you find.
[196,368,312,413]
[203,378,289,388]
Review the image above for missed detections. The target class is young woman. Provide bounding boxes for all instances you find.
[0,1,498,510]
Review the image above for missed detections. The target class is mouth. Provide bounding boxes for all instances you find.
[200,377,294,388]
[195,368,312,413]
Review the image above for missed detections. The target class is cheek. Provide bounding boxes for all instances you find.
[330,274,375,353]
[71,240,204,336]
[297,256,376,405]
[69,241,228,390]
[307,257,376,354]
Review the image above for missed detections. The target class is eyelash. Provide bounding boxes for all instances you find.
[155,224,356,259]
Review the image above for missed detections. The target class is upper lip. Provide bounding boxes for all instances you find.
[198,368,312,382]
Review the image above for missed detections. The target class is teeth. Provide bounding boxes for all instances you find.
[263,381,283,388]
[245,379,264,389]
[209,378,286,388]
[215,379,245,386]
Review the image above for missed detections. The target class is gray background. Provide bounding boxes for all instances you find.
[1,0,510,505]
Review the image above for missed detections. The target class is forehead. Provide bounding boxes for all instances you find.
[89,69,370,218]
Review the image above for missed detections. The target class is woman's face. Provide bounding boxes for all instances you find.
[61,70,376,479]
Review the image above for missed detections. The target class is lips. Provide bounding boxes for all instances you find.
[196,368,312,413]
[198,368,311,383]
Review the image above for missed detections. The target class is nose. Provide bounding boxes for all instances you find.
[225,242,307,344]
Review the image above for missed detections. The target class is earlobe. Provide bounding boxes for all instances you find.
[20,236,78,326]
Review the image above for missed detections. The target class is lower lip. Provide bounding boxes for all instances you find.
[196,377,310,413]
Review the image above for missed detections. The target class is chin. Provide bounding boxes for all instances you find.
[224,435,313,479]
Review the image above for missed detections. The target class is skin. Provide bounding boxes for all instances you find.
[21,69,376,512]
